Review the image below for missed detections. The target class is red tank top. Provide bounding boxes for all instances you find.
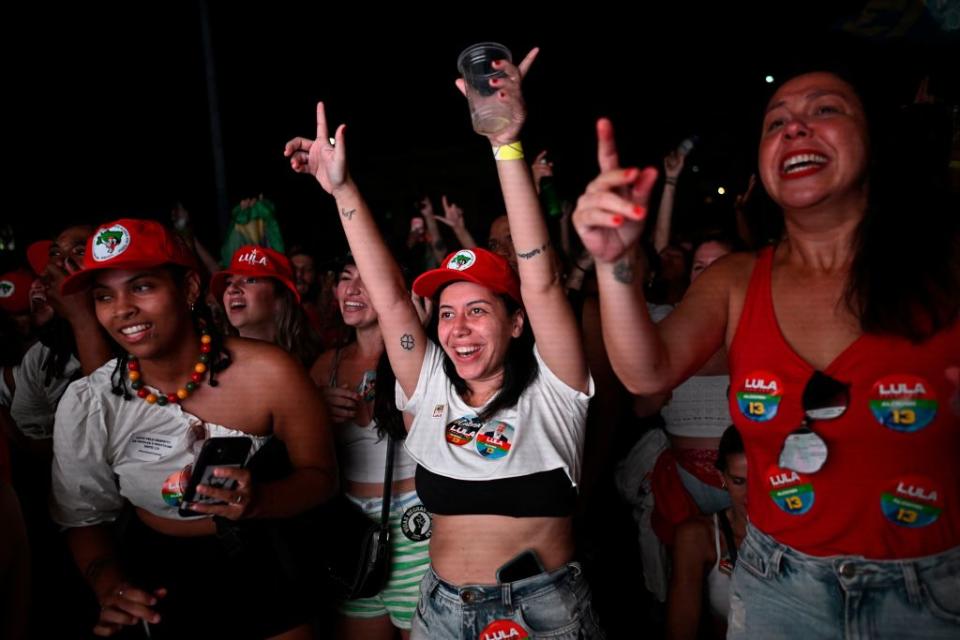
[729,247,959,558]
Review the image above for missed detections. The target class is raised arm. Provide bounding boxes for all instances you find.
[457,48,587,391]
[652,149,685,253]
[572,119,729,394]
[284,103,425,397]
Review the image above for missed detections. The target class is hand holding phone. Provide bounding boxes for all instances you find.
[179,437,252,517]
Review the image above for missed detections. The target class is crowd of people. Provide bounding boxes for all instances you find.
[0,45,957,640]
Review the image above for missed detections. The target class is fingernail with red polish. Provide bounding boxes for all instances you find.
[612,215,624,226]
[624,168,638,181]
[633,206,647,219]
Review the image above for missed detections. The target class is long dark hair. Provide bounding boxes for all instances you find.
[36,315,82,385]
[759,66,959,341]
[429,286,538,423]
[372,350,406,441]
[272,284,322,368]
[110,266,231,399]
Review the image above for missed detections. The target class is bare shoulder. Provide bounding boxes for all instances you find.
[224,337,303,380]
[309,348,337,386]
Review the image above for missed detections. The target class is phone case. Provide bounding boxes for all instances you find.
[178,437,252,517]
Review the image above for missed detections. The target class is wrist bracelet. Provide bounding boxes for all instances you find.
[493,141,524,161]
[665,178,677,186]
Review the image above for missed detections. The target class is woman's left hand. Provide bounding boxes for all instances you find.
[283,102,350,196]
[186,467,256,520]
[455,48,539,146]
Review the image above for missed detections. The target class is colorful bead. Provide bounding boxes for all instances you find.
[186,382,198,392]
[194,363,207,374]
[145,394,158,404]
[191,372,203,383]
[199,354,210,364]
[201,335,212,345]
[130,334,211,408]
[128,360,139,371]
[156,395,168,406]
[176,389,189,400]
[131,380,143,390]
[128,371,141,382]
[166,393,179,404]
[200,344,212,354]
[137,388,149,398]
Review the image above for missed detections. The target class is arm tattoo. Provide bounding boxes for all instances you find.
[340,207,356,220]
[400,334,415,351]
[517,241,549,260]
[613,257,635,284]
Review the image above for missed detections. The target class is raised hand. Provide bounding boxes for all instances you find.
[572,118,658,264]
[455,48,539,146]
[283,102,350,195]
[436,195,466,230]
[663,149,685,179]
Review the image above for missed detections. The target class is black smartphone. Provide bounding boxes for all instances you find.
[178,437,252,517]
[495,549,546,584]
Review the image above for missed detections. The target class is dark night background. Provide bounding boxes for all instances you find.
[4,2,958,268]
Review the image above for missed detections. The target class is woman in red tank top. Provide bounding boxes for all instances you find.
[573,70,959,638]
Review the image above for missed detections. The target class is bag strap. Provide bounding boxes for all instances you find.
[377,436,396,538]
[716,509,738,566]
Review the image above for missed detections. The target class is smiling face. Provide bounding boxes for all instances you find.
[758,72,870,213]
[223,274,280,336]
[92,268,199,360]
[334,264,378,329]
[437,281,523,387]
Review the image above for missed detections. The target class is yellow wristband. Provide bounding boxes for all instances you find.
[492,141,524,161]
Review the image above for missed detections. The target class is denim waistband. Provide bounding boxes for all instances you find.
[425,562,583,607]
[742,523,960,589]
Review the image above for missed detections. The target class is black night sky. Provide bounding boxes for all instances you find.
[6,3,958,266]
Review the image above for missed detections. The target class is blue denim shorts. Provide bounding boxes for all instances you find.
[728,524,960,639]
[410,562,605,639]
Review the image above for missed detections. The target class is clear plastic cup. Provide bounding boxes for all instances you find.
[457,42,513,135]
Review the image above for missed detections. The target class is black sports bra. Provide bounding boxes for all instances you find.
[416,465,576,517]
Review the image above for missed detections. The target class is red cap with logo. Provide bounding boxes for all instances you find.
[0,269,35,314]
[60,219,198,295]
[210,245,300,303]
[412,248,521,304]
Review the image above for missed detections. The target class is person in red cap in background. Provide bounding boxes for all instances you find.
[49,218,336,639]
[0,269,35,343]
[212,245,322,369]
[285,49,603,639]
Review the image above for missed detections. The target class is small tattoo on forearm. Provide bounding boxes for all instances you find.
[613,258,634,284]
[340,208,356,220]
[400,334,415,350]
[517,242,549,260]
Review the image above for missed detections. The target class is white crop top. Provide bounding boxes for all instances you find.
[396,340,593,484]
[336,418,416,483]
[661,375,731,439]
[51,360,269,527]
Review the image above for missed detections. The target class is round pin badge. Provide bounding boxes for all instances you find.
[475,421,514,460]
[881,475,943,528]
[869,375,938,433]
[92,224,131,262]
[161,466,191,506]
[400,504,432,541]
[479,619,528,640]
[446,416,482,446]
[736,371,784,422]
[765,464,815,515]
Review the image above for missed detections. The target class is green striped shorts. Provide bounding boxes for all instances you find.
[338,489,432,629]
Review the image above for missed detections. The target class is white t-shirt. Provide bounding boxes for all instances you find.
[661,375,732,439]
[51,359,269,527]
[9,341,81,439]
[396,340,593,485]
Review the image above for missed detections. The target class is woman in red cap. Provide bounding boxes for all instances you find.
[286,48,603,638]
[212,245,321,369]
[50,218,336,639]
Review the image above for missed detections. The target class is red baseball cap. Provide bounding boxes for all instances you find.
[210,245,300,303]
[412,248,521,304]
[26,240,53,276]
[61,219,198,294]
[0,269,34,314]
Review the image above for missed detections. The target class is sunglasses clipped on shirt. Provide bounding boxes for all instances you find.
[778,370,851,474]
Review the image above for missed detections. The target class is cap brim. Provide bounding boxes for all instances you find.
[60,268,98,295]
[211,270,302,304]
[413,268,483,299]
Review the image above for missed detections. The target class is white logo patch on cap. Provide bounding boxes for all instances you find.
[446,249,476,271]
[0,280,14,298]
[92,224,131,262]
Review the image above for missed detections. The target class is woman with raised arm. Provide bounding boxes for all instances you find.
[286,48,603,639]
[50,219,336,639]
[573,71,959,638]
